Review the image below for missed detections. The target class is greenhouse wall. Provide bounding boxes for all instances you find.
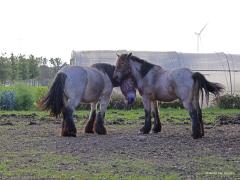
[71,50,240,94]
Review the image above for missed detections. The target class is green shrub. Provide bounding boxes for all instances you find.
[109,91,126,109]
[218,94,240,109]
[0,91,16,110]
[34,86,48,103]
[15,84,34,110]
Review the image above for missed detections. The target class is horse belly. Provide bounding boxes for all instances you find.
[155,90,178,102]
[81,72,105,103]
[154,83,178,102]
[82,84,104,102]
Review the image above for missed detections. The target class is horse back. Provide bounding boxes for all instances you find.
[59,66,111,103]
[143,67,193,101]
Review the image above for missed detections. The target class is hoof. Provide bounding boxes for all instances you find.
[152,126,161,133]
[61,126,77,137]
[191,133,203,139]
[84,123,94,134]
[84,129,94,134]
[94,126,107,135]
[62,131,77,137]
[139,126,151,134]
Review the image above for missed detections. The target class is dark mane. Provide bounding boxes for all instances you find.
[91,63,120,87]
[129,55,154,78]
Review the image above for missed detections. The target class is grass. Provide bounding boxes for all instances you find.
[0,152,180,180]
[0,108,239,125]
[194,155,240,179]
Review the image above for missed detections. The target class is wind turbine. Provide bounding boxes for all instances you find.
[195,23,208,52]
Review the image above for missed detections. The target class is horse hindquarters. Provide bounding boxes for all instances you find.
[39,72,77,137]
[39,73,66,117]
[189,72,224,139]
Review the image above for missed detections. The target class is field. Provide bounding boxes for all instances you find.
[0,108,240,179]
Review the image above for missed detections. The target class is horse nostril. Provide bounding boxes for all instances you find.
[128,97,135,104]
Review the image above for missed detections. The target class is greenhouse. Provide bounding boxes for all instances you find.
[71,50,240,94]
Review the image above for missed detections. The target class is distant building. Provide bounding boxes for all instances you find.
[71,50,240,94]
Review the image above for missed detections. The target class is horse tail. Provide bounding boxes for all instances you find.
[39,72,67,117]
[192,72,224,106]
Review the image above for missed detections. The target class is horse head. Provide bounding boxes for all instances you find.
[120,76,136,105]
[113,52,132,83]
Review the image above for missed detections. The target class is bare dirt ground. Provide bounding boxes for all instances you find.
[0,114,240,179]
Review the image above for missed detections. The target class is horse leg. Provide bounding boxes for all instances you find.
[139,96,152,134]
[62,107,77,137]
[197,105,204,137]
[151,101,161,133]
[94,97,109,135]
[61,97,78,137]
[193,97,204,138]
[183,101,202,139]
[84,103,97,133]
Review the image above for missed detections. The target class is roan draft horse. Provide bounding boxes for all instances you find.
[39,63,136,137]
[113,53,224,139]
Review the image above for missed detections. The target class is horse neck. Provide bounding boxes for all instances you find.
[103,67,120,87]
[92,63,120,87]
[102,66,120,87]
[129,60,143,87]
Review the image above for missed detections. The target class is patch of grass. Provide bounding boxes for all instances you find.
[1,108,240,125]
[0,150,180,180]
[163,173,180,180]
[194,155,240,179]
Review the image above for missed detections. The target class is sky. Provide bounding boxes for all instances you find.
[0,0,240,63]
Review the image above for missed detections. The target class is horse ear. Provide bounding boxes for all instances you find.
[116,53,120,58]
[127,52,132,58]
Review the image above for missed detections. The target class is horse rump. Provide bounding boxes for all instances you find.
[38,72,67,117]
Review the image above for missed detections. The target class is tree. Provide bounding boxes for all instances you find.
[28,54,40,79]
[9,53,18,81]
[49,57,63,75]
[0,54,10,83]
[18,54,29,80]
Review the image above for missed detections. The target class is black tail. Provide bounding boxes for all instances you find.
[39,73,67,117]
[192,72,224,105]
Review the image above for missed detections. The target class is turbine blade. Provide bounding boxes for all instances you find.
[199,23,208,34]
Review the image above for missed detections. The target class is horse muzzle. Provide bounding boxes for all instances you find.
[126,91,136,105]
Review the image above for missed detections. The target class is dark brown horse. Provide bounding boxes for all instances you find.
[113,53,224,139]
[39,63,136,137]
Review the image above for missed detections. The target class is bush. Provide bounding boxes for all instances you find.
[109,91,126,109]
[218,94,240,109]
[34,86,48,103]
[0,91,16,110]
[15,84,34,110]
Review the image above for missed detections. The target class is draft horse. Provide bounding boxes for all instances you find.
[39,63,136,137]
[113,53,224,139]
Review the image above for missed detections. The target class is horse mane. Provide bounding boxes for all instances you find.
[91,63,120,87]
[129,55,155,78]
